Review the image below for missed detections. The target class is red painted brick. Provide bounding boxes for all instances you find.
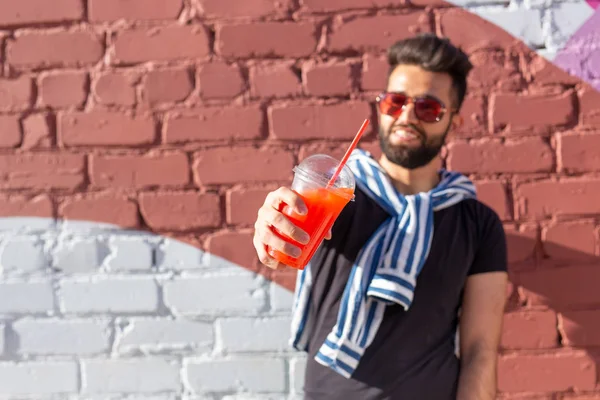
[200,0,291,18]
[90,152,189,188]
[227,188,272,225]
[39,71,87,108]
[0,153,84,189]
[194,147,294,185]
[0,115,21,148]
[0,194,53,218]
[199,61,245,99]
[7,30,103,69]
[89,0,183,21]
[304,62,353,97]
[59,195,139,228]
[0,0,83,26]
[269,102,372,140]
[22,113,52,149]
[543,221,596,261]
[145,68,194,104]
[501,311,557,349]
[446,138,553,174]
[0,77,33,111]
[516,179,600,219]
[468,51,518,90]
[454,95,486,137]
[559,132,600,173]
[93,72,136,106]
[579,85,600,127]
[474,181,510,220]
[113,25,210,64]
[504,224,538,264]
[560,310,600,347]
[518,265,600,308]
[218,22,317,58]
[140,192,221,231]
[302,0,400,11]
[60,111,155,147]
[205,231,257,269]
[490,91,575,134]
[299,142,352,162]
[250,63,302,98]
[361,54,388,92]
[329,14,430,54]
[561,395,600,400]
[526,53,582,86]
[164,106,263,143]
[438,8,517,52]
[498,352,596,392]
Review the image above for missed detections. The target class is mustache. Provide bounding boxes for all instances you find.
[387,124,426,139]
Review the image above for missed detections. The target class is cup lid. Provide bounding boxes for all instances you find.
[294,154,356,192]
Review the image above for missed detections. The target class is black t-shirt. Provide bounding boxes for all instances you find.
[302,186,507,400]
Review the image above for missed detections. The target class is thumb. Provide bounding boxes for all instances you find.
[324,228,332,240]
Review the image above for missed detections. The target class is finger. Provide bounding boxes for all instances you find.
[253,235,282,270]
[256,222,304,259]
[324,228,332,240]
[271,187,308,215]
[258,206,310,245]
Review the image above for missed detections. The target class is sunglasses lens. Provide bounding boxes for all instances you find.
[378,93,407,118]
[415,98,443,122]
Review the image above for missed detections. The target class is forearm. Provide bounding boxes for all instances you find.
[456,350,498,400]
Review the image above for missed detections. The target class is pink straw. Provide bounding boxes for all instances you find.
[327,119,370,188]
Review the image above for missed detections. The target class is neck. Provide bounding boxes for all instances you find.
[378,155,442,195]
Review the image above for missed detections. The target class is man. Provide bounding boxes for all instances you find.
[252,33,508,400]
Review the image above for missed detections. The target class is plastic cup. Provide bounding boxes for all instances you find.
[267,154,356,270]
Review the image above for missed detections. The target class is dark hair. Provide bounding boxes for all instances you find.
[387,33,473,110]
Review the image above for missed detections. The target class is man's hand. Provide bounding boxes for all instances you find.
[253,187,310,270]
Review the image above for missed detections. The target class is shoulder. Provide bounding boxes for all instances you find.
[456,198,505,237]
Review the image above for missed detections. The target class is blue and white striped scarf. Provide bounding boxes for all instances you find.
[290,148,476,378]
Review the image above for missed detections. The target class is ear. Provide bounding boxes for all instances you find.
[449,113,463,136]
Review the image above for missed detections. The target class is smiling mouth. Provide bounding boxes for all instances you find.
[391,128,422,142]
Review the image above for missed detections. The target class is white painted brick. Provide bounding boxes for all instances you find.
[0,281,54,314]
[185,358,286,392]
[221,396,286,400]
[117,318,213,352]
[0,216,55,231]
[477,8,545,47]
[163,275,267,315]
[0,361,78,395]
[0,236,48,273]
[270,283,294,312]
[156,238,206,270]
[13,319,111,355]
[105,237,154,271]
[53,238,107,273]
[546,2,596,51]
[60,277,158,314]
[80,396,178,400]
[290,357,306,394]
[447,0,508,5]
[83,359,181,394]
[218,317,292,353]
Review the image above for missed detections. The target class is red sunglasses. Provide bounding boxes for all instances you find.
[376,92,451,123]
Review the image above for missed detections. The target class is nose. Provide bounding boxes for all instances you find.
[396,101,419,125]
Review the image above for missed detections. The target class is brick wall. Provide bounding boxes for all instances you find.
[0,0,599,399]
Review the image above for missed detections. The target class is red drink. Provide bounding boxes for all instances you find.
[267,154,355,270]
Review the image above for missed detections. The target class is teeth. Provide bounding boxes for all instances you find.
[393,130,417,139]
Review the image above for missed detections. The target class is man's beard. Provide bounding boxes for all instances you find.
[378,123,449,169]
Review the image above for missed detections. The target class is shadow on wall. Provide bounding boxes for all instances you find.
[499,228,600,395]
